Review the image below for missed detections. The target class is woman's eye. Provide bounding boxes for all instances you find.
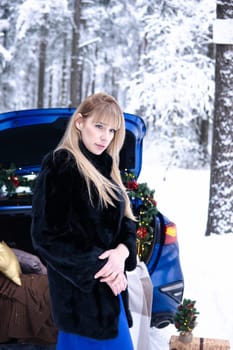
[95,124,103,129]
[110,129,116,134]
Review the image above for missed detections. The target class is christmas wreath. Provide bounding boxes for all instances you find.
[0,168,35,194]
[122,170,157,261]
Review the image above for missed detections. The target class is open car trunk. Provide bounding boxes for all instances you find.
[0,108,146,252]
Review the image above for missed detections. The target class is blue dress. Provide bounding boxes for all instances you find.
[56,295,134,350]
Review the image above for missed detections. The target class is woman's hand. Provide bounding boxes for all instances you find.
[105,271,128,296]
[94,243,129,283]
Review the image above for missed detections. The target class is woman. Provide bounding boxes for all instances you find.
[31,92,137,350]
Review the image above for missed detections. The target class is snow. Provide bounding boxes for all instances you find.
[0,44,12,62]
[213,19,233,45]
[137,142,233,349]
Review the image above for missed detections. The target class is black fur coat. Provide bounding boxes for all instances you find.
[31,145,136,340]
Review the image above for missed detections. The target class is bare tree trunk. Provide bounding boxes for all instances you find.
[111,67,119,100]
[48,71,53,108]
[0,7,12,109]
[60,33,68,106]
[198,118,210,166]
[69,0,83,107]
[37,14,48,108]
[91,44,98,94]
[206,1,233,235]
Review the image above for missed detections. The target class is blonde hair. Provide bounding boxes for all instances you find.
[55,92,135,220]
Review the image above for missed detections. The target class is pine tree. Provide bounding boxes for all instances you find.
[174,298,199,334]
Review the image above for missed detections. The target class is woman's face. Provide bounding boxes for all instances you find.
[76,114,117,155]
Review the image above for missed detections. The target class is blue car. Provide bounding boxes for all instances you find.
[0,108,184,346]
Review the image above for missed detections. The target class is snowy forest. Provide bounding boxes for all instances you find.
[0,0,232,235]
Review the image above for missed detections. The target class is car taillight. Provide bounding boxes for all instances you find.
[164,223,177,245]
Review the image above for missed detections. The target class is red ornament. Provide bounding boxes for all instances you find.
[11,176,20,187]
[137,226,147,239]
[127,180,138,190]
[148,197,157,207]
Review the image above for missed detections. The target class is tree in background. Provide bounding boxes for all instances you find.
[2,0,70,110]
[37,11,48,108]
[0,0,19,110]
[206,1,233,235]
[81,0,141,102]
[70,0,82,106]
[124,0,215,167]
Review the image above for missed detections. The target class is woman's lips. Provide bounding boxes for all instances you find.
[95,144,105,150]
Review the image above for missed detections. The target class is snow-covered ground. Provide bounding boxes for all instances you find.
[137,143,233,349]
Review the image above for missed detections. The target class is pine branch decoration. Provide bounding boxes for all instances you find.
[122,170,158,261]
